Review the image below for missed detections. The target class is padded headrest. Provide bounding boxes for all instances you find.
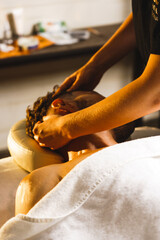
[7,119,64,172]
[131,126,160,140]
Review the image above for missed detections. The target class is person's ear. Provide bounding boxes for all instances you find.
[51,99,65,108]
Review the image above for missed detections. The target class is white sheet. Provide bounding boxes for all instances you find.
[0,157,27,227]
[0,136,160,240]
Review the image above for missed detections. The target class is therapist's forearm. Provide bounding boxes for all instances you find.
[65,56,160,139]
[87,13,137,73]
[66,81,157,139]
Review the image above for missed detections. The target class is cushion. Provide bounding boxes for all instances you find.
[7,119,64,172]
[131,126,160,140]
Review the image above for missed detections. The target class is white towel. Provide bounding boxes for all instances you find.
[0,136,160,240]
[0,157,27,228]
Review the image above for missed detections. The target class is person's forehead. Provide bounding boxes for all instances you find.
[59,91,102,100]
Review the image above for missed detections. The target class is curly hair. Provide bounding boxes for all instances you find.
[26,85,58,138]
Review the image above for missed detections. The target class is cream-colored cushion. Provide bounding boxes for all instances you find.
[131,126,160,140]
[7,119,64,172]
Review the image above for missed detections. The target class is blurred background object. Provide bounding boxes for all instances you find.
[0,0,131,39]
[34,20,80,45]
[7,8,24,39]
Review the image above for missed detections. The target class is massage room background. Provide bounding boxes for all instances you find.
[0,0,159,158]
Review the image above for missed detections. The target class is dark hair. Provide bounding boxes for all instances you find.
[113,121,135,143]
[26,86,58,138]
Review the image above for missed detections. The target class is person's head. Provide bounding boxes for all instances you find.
[26,87,135,143]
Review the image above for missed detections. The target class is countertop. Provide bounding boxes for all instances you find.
[0,24,120,67]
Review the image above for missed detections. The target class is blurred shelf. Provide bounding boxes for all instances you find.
[0,24,120,67]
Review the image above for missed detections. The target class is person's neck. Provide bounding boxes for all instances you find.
[58,131,117,161]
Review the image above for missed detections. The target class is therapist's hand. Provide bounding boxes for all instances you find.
[53,63,103,99]
[33,115,71,149]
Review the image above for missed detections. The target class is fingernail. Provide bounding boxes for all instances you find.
[34,135,38,141]
[39,143,46,147]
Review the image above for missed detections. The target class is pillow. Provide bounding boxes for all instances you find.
[7,119,64,172]
[131,126,160,140]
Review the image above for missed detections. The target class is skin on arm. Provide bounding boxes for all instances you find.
[33,54,160,149]
[53,13,136,96]
[66,54,160,137]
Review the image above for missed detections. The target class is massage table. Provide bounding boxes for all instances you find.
[0,120,160,239]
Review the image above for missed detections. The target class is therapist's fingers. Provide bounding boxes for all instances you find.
[39,142,47,147]
[52,87,63,99]
[34,133,45,145]
[34,135,39,141]
[52,76,76,99]
[67,78,82,91]
[34,134,47,147]
[33,121,41,135]
[43,116,50,121]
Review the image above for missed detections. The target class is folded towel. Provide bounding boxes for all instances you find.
[0,136,160,240]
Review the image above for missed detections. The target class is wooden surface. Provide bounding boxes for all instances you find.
[0,36,54,59]
[0,24,120,67]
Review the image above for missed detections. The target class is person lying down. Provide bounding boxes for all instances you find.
[15,87,135,215]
